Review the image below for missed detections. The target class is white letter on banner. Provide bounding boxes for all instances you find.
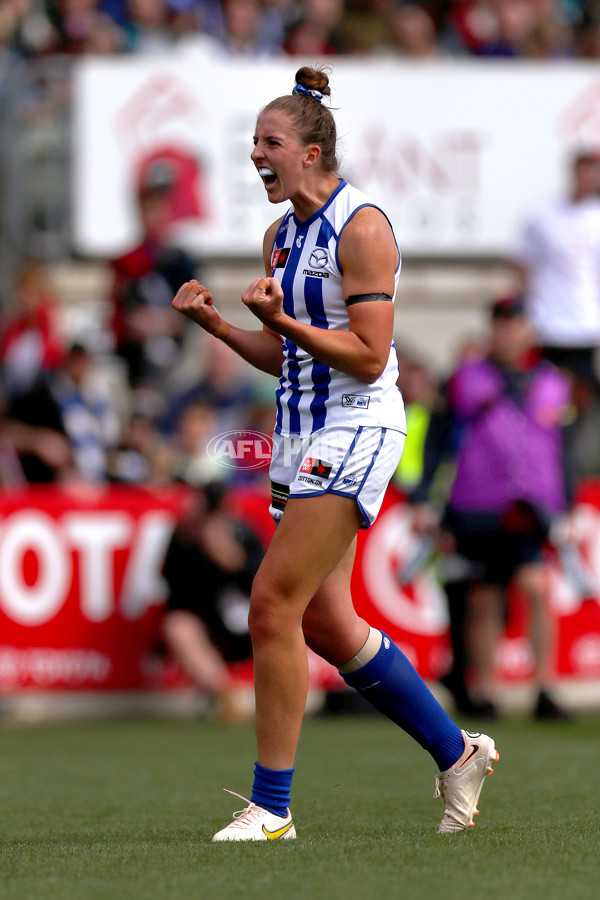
[0,511,71,626]
[63,513,131,622]
[120,512,175,620]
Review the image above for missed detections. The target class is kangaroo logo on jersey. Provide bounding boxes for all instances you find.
[271,247,290,269]
[299,457,333,478]
[308,248,328,269]
[296,235,304,248]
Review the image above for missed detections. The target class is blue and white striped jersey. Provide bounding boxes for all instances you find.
[270,179,406,437]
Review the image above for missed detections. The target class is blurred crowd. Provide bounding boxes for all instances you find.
[1,146,600,493]
[1,1,600,61]
[0,255,277,491]
[1,254,598,493]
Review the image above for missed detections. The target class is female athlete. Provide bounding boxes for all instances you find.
[172,66,498,840]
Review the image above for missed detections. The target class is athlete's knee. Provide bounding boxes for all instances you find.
[248,577,299,645]
[248,601,279,645]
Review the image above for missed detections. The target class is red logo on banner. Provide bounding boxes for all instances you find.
[0,487,189,690]
[557,80,600,147]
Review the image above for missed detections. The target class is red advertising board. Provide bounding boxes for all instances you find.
[0,485,189,691]
[1,483,599,693]
[353,483,600,683]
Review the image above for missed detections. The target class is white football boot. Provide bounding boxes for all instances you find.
[434,730,499,833]
[212,791,296,842]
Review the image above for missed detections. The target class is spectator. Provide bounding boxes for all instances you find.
[167,400,225,485]
[0,260,65,402]
[107,410,171,483]
[3,341,120,483]
[406,337,487,701]
[568,368,600,479]
[445,1,507,55]
[284,0,346,55]
[400,337,487,509]
[109,159,199,415]
[515,149,600,389]
[99,0,131,28]
[575,6,600,58]
[0,1,24,55]
[161,480,264,719]
[0,413,28,487]
[475,0,537,57]
[526,0,574,58]
[393,354,439,492]
[219,0,273,56]
[330,0,391,54]
[162,336,256,436]
[49,0,120,55]
[384,3,441,59]
[0,0,595,60]
[167,0,207,42]
[126,0,173,53]
[454,0,575,58]
[412,297,573,719]
[1,0,58,57]
[232,380,277,485]
[258,0,297,53]
[82,10,127,53]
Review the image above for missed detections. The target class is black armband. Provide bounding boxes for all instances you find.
[344,292,393,307]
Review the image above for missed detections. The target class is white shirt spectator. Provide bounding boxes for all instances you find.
[517,196,600,347]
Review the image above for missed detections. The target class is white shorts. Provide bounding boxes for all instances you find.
[269,425,406,529]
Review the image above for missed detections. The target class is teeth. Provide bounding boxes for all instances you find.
[258,168,274,177]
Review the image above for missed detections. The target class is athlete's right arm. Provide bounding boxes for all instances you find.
[171,220,284,377]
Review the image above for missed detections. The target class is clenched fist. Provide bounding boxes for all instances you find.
[172,280,220,333]
[241,276,284,326]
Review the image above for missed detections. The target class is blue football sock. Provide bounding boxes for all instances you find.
[341,632,464,771]
[251,762,294,818]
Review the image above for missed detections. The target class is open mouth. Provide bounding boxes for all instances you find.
[258,167,277,188]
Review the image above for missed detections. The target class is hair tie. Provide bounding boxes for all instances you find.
[292,84,323,103]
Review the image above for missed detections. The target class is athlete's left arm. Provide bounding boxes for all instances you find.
[242,207,397,384]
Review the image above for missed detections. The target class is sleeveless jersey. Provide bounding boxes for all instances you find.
[269,180,406,437]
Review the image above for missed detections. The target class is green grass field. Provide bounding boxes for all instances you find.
[1,711,599,900]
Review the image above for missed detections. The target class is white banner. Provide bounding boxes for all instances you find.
[72,54,600,258]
